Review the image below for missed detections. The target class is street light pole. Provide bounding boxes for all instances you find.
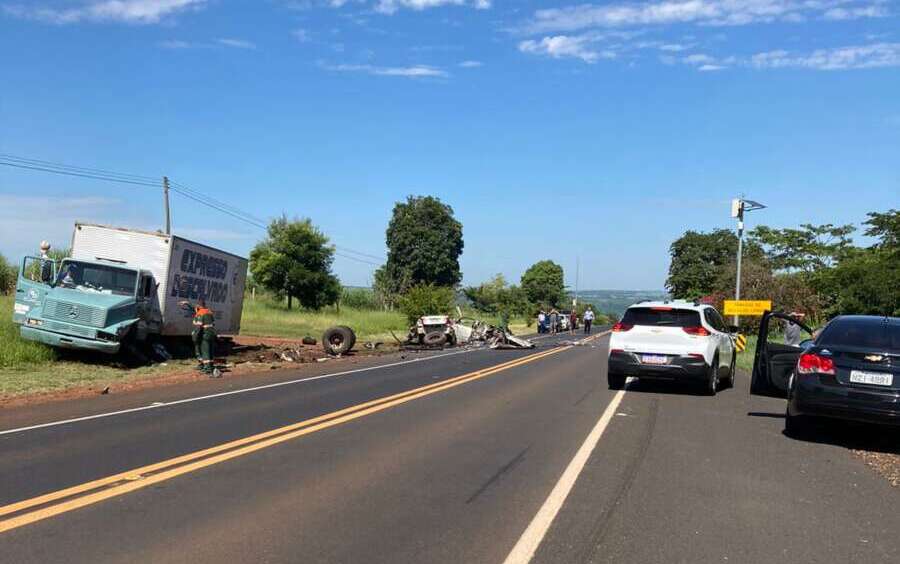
[731,197,766,326]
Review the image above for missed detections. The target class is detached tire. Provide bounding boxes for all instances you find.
[323,326,356,355]
[423,331,448,347]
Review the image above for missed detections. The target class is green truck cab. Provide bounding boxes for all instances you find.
[13,256,160,354]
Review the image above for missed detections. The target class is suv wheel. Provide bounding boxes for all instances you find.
[608,372,626,390]
[704,356,718,396]
[722,354,736,390]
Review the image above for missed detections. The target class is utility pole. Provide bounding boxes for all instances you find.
[574,256,580,308]
[163,176,171,235]
[731,196,767,325]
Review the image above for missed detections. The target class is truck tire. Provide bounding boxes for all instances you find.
[423,331,448,347]
[323,326,356,355]
[336,325,357,351]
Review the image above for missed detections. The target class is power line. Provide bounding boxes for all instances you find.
[2,153,386,266]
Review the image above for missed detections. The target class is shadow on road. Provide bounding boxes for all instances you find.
[748,411,900,455]
[624,378,725,397]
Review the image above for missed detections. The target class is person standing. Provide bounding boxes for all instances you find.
[549,309,559,335]
[783,311,806,347]
[39,241,54,283]
[569,310,578,335]
[583,306,595,334]
[537,310,547,334]
[182,298,217,375]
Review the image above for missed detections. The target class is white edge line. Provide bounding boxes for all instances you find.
[0,348,474,437]
[503,387,626,564]
[0,332,609,437]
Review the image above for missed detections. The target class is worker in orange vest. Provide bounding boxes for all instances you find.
[181,298,217,375]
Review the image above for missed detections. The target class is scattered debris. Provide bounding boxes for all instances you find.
[100,386,110,395]
[364,342,383,350]
[302,336,317,346]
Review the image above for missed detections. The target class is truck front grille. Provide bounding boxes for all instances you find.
[43,321,96,338]
[43,299,106,328]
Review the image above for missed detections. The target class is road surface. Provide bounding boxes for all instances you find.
[1,332,897,563]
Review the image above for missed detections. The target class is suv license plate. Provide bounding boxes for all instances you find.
[850,371,893,387]
[641,355,668,365]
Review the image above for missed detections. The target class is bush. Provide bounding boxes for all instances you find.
[0,255,15,295]
[398,284,455,324]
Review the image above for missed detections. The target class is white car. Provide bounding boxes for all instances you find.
[607,300,736,395]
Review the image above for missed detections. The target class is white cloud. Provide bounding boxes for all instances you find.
[459,60,483,67]
[519,35,615,63]
[216,38,257,50]
[4,0,206,25]
[324,63,449,77]
[374,0,490,15]
[750,43,900,70]
[521,1,889,33]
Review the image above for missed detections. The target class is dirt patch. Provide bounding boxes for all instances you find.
[0,336,398,409]
[853,450,900,487]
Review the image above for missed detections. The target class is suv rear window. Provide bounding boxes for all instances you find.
[622,307,701,328]
[817,318,900,351]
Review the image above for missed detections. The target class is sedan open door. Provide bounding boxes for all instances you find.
[750,311,814,398]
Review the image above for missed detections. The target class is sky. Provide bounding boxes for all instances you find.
[0,0,898,291]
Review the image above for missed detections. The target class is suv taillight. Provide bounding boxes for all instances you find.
[797,353,835,376]
[612,323,633,332]
[682,326,710,337]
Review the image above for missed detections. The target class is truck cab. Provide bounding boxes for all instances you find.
[13,256,161,354]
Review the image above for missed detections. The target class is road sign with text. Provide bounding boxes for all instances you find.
[723,300,772,317]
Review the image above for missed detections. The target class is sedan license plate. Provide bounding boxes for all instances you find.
[850,370,893,387]
[641,354,668,365]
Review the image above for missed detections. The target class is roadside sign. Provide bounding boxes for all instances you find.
[734,333,747,352]
[723,300,771,316]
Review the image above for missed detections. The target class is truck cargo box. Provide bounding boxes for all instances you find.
[71,223,247,336]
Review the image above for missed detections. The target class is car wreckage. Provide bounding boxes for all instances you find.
[399,312,535,350]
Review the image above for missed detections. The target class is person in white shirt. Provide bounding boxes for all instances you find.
[537,310,547,334]
[583,307,595,334]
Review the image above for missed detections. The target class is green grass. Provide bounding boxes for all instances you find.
[0,295,57,368]
[241,297,410,342]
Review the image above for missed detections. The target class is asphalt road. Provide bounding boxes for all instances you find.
[1,331,897,563]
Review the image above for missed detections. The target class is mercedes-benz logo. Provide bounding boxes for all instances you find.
[68,306,79,319]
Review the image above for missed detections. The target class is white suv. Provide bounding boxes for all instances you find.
[607,300,736,395]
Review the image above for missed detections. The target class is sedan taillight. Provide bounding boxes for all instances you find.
[797,353,835,376]
[612,323,633,332]
[682,326,710,336]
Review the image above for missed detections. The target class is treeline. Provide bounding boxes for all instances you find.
[665,208,899,326]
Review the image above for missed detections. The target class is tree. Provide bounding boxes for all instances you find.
[464,274,529,317]
[398,284,456,324]
[665,229,761,300]
[521,260,566,308]
[249,216,341,310]
[381,196,464,292]
[863,209,900,250]
[749,223,855,274]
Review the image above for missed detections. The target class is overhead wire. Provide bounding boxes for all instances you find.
[1,153,386,267]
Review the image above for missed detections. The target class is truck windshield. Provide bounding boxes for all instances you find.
[56,261,137,297]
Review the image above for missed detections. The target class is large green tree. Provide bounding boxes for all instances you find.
[464,274,529,316]
[665,229,762,299]
[749,222,855,274]
[378,196,464,295]
[249,216,341,310]
[520,260,566,308]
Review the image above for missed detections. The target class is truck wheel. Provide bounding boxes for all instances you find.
[423,331,448,347]
[336,325,357,351]
[323,326,356,355]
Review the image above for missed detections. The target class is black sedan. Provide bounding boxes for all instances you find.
[751,312,900,432]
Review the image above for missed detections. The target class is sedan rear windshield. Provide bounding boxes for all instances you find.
[818,319,900,351]
[622,307,701,328]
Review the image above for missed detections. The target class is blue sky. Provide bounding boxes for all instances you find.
[1,0,898,290]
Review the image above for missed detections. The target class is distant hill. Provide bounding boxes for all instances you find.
[575,290,669,317]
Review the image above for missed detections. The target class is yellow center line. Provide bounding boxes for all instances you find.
[0,344,573,534]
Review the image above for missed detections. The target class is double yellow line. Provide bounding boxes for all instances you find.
[0,345,570,534]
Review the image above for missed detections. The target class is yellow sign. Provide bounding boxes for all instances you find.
[735,333,747,352]
[723,300,772,316]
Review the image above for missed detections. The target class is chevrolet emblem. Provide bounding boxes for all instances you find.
[864,354,884,362]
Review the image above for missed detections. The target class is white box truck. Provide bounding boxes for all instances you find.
[14,223,247,354]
